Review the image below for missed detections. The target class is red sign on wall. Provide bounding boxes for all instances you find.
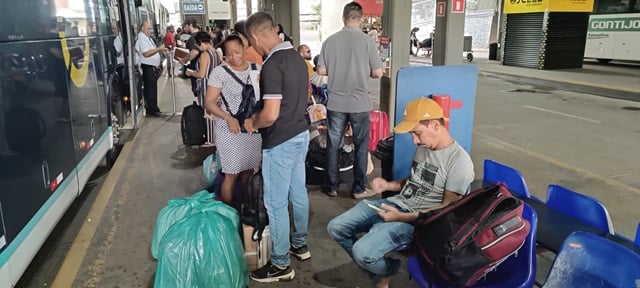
[437,2,446,17]
[452,0,465,13]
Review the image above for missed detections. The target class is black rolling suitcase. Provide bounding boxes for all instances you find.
[181,101,206,146]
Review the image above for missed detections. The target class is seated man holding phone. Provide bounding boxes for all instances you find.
[327,97,474,288]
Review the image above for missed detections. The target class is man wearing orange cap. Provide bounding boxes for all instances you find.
[327,97,474,288]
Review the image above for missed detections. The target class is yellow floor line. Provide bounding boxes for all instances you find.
[51,140,135,287]
[474,132,640,196]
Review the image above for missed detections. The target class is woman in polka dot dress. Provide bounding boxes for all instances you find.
[204,35,262,205]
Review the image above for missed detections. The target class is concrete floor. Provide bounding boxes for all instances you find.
[16,62,640,287]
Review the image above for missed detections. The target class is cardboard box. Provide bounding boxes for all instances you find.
[173,47,189,61]
[243,224,271,271]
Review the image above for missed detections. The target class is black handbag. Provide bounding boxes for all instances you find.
[220,64,259,133]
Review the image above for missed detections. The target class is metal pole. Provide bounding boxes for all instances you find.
[170,50,178,115]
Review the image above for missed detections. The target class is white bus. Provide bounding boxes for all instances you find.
[584,0,640,62]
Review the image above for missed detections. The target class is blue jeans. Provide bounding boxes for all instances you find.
[327,199,414,282]
[262,131,310,267]
[327,110,369,193]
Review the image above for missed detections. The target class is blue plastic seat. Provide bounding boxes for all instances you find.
[546,184,614,234]
[407,203,538,288]
[483,159,531,199]
[542,231,640,287]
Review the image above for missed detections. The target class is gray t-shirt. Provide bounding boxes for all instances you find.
[388,141,474,212]
[318,26,383,113]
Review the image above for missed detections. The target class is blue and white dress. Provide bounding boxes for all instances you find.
[207,63,262,174]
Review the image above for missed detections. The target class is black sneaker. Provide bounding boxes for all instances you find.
[290,245,311,261]
[250,262,295,283]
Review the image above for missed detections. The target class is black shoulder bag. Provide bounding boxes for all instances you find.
[220,64,259,133]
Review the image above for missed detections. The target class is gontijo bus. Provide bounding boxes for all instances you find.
[584,0,640,62]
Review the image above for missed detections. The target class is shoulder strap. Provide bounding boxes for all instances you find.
[221,65,246,86]
[220,65,244,115]
[219,92,234,115]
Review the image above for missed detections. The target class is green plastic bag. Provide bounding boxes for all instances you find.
[151,190,237,259]
[154,210,248,288]
[203,152,222,187]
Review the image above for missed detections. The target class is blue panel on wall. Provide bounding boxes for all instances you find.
[392,65,478,180]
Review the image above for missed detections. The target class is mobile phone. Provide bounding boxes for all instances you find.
[364,200,386,213]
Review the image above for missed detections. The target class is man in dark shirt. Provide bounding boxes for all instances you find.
[179,19,201,98]
[244,11,310,283]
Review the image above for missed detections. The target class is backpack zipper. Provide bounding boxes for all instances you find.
[453,192,511,249]
[480,221,526,250]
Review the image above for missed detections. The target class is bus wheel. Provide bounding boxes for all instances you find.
[106,146,119,168]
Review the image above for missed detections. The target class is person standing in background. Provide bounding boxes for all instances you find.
[317,2,383,198]
[297,44,313,78]
[179,19,202,100]
[277,24,293,44]
[135,20,168,117]
[233,20,263,66]
[163,25,176,77]
[186,32,219,147]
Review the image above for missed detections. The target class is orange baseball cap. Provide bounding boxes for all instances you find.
[394,97,447,133]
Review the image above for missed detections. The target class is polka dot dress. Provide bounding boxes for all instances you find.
[208,64,262,174]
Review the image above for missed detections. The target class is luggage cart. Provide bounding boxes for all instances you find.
[463,36,473,62]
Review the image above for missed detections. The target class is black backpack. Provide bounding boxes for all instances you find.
[220,64,259,133]
[241,170,269,241]
[180,101,206,146]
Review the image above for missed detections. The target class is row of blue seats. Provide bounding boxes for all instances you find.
[407,159,640,288]
[483,159,639,245]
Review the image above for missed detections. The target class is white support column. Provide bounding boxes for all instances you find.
[246,0,252,19]
[291,0,300,47]
[380,0,411,123]
[433,0,466,65]
[320,0,350,42]
[230,0,237,24]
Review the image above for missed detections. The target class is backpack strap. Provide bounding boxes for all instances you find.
[219,93,234,115]
[221,64,246,86]
[220,64,258,115]
[219,64,243,115]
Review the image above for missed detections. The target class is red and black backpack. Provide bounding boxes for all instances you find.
[414,183,530,287]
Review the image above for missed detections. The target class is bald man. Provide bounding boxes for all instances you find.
[135,20,167,116]
[297,44,313,77]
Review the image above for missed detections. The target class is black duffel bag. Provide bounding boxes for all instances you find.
[373,135,393,161]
